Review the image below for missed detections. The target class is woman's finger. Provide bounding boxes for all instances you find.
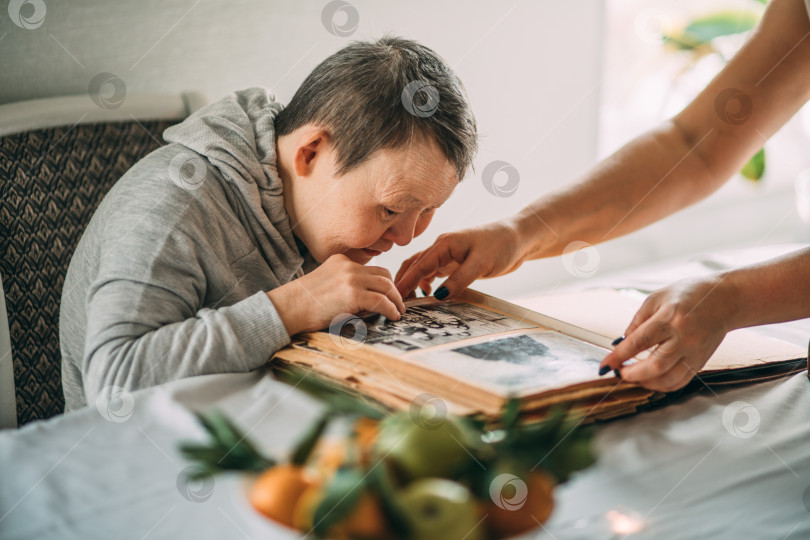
[628,358,694,392]
[419,275,437,296]
[432,251,490,300]
[416,261,459,296]
[364,275,406,315]
[394,253,419,284]
[396,236,469,294]
[623,295,660,338]
[600,315,677,372]
[358,290,402,321]
[617,330,682,382]
[365,265,395,281]
[395,244,451,298]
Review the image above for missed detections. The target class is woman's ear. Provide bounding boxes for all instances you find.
[293,127,331,178]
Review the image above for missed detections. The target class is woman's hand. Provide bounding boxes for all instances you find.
[267,254,406,336]
[600,275,735,392]
[395,220,528,300]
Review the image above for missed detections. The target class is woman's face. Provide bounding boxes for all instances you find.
[282,131,458,264]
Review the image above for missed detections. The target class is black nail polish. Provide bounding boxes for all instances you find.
[420,288,428,297]
[434,286,449,300]
[611,335,626,347]
[598,365,610,376]
[614,369,621,378]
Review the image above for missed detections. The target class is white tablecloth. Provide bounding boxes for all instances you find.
[2,245,809,540]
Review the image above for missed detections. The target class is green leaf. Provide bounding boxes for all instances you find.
[196,410,242,450]
[517,407,567,445]
[178,444,226,463]
[180,411,275,473]
[312,466,367,537]
[500,396,522,431]
[540,435,596,484]
[663,10,760,50]
[740,147,766,181]
[486,405,596,484]
[290,411,332,466]
[368,460,411,536]
[661,34,712,52]
[273,367,387,419]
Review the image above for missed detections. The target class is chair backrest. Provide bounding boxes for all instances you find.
[0,93,205,426]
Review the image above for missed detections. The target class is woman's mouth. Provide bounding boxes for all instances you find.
[362,248,382,257]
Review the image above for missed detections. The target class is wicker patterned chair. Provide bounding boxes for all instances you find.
[0,93,206,427]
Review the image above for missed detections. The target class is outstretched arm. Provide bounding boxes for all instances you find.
[601,246,810,391]
[396,0,810,300]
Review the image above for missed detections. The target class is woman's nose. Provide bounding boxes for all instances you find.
[384,216,418,246]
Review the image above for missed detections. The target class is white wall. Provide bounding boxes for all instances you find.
[1,0,605,299]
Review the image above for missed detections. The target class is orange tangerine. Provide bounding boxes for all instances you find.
[292,484,388,539]
[486,471,555,539]
[249,464,314,528]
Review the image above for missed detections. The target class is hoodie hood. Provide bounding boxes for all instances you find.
[163,87,313,283]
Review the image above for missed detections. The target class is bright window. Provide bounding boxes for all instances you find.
[599,0,810,200]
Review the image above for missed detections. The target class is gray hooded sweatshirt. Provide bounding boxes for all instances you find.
[60,88,317,411]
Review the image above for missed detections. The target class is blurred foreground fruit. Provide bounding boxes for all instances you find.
[182,393,595,540]
[374,412,473,481]
[249,464,313,528]
[310,438,347,479]
[333,491,388,539]
[396,478,485,540]
[293,482,388,539]
[354,416,379,464]
[486,471,555,539]
[292,483,323,532]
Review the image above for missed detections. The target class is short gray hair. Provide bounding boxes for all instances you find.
[275,35,478,181]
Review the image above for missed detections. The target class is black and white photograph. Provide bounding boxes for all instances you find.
[410,331,608,392]
[351,302,535,352]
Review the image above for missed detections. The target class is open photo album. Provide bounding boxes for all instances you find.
[270,289,808,422]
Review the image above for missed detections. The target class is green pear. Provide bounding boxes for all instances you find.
[373,412,474,481]
[396,478,484,540]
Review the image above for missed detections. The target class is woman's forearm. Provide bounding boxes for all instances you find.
[511,119,719,260]
[723,247,810,330]
[510,0,810,263]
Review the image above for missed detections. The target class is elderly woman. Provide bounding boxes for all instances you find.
[396,0,810,393]
[60,37,477,410]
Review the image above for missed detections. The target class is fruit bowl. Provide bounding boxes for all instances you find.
[180,380,595,540]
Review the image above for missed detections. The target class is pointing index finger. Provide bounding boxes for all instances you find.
[396,247,444,298]
[600,318,677,373]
